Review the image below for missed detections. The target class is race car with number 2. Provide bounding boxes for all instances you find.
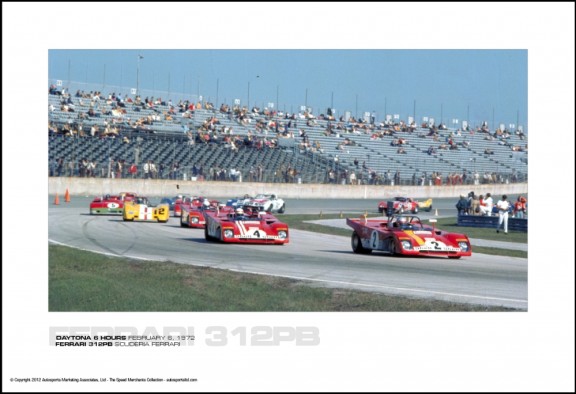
[347,214,471,259]
[123,197,170,223]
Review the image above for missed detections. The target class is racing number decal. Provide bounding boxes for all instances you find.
[245,227,266,238]
[423,238,446,250]
[158,207,166,215]
[107,202,119,209]
[370,230,379,249]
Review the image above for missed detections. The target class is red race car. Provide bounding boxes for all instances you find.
[204,206,289,244]
[172,195,190,217]
[89,192,137,215]
[180,199,220,228]
[347,214,471,259]
[378,196,421,214]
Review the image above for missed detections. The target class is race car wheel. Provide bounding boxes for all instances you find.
[426,205,432,212]
[180,215,186,227]
[351,232,372,254]
[412,206,419,214]
[278,203,286,214]
[158,219,168,223]
[204,226,214,241]
[123,217,133,222]
[389,239,397,256]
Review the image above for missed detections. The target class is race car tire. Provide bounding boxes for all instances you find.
[123,217,133,222]
[389,239,397,256]
[412,206,419,214]
[278,203,286,214]
[351,232,372,254]
[158,219,168,223]
[180,215,186,227]
[204,226,215,242]
[425,205,432,212]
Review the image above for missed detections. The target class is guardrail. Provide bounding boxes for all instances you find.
[457,215,527,232]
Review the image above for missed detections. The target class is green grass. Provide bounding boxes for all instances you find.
[49,245,517,312]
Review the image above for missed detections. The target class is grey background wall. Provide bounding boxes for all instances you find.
[49,178,528,199]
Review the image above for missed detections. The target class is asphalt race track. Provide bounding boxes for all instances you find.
[48,196,528,310]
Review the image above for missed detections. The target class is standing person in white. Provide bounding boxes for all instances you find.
[496,195,511,234]
[484,193,494,216]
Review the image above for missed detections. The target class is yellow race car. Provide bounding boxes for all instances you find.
[418,198,433,212]
[122,197,170,223]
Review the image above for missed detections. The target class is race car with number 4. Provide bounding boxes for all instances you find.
[347,214,471,258]
[122,197,170,223]
[204,206,289,244]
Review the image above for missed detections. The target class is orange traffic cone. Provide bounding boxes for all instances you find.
[65,188,70,202]
[54,193,60,205]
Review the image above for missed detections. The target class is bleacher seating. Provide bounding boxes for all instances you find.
[48,88,528,185]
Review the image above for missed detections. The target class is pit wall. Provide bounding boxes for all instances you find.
[49,178,528,199]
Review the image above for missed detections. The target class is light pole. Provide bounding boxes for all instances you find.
[247,76,260,110]
[136,54,143,97]
[492,107,495,131]
[440,103,443,125]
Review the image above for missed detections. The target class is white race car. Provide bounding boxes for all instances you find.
[249,193,286,213]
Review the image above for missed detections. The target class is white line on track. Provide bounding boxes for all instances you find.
[49,239,162,262]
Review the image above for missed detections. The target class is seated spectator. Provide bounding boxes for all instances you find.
[514,196,527,218]
[470,195,481,215]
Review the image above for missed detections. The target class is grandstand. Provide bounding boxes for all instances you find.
[48,86,528,185]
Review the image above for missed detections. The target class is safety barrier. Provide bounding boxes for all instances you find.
[457,215,527,232]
